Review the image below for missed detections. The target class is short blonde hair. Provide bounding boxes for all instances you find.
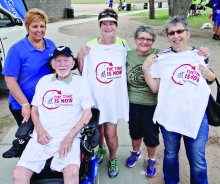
[25,8,48,29]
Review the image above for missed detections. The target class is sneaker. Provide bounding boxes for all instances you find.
[212,34,217,39]
[96,147,106,164]
[146,159,157,178]
[2,139,27,158]
[125,151,141,168]
[108,158,119,178]
[214,35,220,40]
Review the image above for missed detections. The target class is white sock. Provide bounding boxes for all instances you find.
[148,158,155,161]
[133,150,141,154]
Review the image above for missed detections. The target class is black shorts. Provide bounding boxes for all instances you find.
[189,4,197,10]
[128,103,160,148]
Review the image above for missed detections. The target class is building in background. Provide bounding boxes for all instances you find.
[25,0,72,20]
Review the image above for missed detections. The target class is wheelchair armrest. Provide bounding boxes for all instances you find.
[87,108,100,129]
[15,119,34,139]
[80,108,100,152]
[81,128,100,152]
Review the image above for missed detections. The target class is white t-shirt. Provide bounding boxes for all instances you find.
[83,44,129,124]
[31,74,94,141]
[150,50,210,139]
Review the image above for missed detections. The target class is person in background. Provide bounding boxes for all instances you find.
[109,0,113,8]
[211,0,218,39]
[122,0,127,10]
[142,16,215,184]
[77,8,129,178]
[189,0,199,16]
[125,25,160,178]
[12,46,94,184]
[212,0,220,40]
[2,8,56,158]
[197,0,206,15]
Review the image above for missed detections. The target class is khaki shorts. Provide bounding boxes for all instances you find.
[17,137,81,173]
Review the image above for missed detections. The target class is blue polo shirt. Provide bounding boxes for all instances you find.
[214,4,220,23]
[213,3,220,22]
[2,35,56,110]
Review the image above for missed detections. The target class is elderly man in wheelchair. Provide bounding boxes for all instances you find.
[11,46,99,184]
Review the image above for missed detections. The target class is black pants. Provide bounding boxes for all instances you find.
[9,104,33,141]
[9,104,23,127]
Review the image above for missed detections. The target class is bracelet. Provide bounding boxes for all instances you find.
[207,78,216,85]
[21,103,29,107]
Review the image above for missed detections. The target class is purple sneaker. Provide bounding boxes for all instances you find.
[146,159,157,177]
[125,151,141,168]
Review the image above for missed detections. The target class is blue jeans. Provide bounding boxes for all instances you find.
[160,113,209,184]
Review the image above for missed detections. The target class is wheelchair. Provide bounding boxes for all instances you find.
[14,108,100,184]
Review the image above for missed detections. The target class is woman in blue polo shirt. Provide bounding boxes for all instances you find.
[2,8,56,158]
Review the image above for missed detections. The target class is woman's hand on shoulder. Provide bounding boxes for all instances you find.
[197,47,210,58]
[142,54,157,72]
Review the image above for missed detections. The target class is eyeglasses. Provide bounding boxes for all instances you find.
[100,11,116,17]
[167,29,186,36]
[137,37,153,42]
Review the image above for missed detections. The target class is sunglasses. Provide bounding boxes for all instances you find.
[167,29,186,36]
[100,12,116,17]
[137,37,153,42]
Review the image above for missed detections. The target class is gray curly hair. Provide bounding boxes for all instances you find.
[134,25,156,42]
[164,16,190,36]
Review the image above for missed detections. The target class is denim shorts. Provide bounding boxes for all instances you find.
[128,103,160,148]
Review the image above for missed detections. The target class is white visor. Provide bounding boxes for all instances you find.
[99,17,117,22]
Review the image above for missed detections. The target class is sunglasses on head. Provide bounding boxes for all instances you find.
[100,11,116,17]
[167,29,186,36]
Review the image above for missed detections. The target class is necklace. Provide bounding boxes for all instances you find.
[29,38,45,50]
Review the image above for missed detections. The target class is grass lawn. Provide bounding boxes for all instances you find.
[131,8,213,29]
[0,119,7,127]
[0,117,13,127]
